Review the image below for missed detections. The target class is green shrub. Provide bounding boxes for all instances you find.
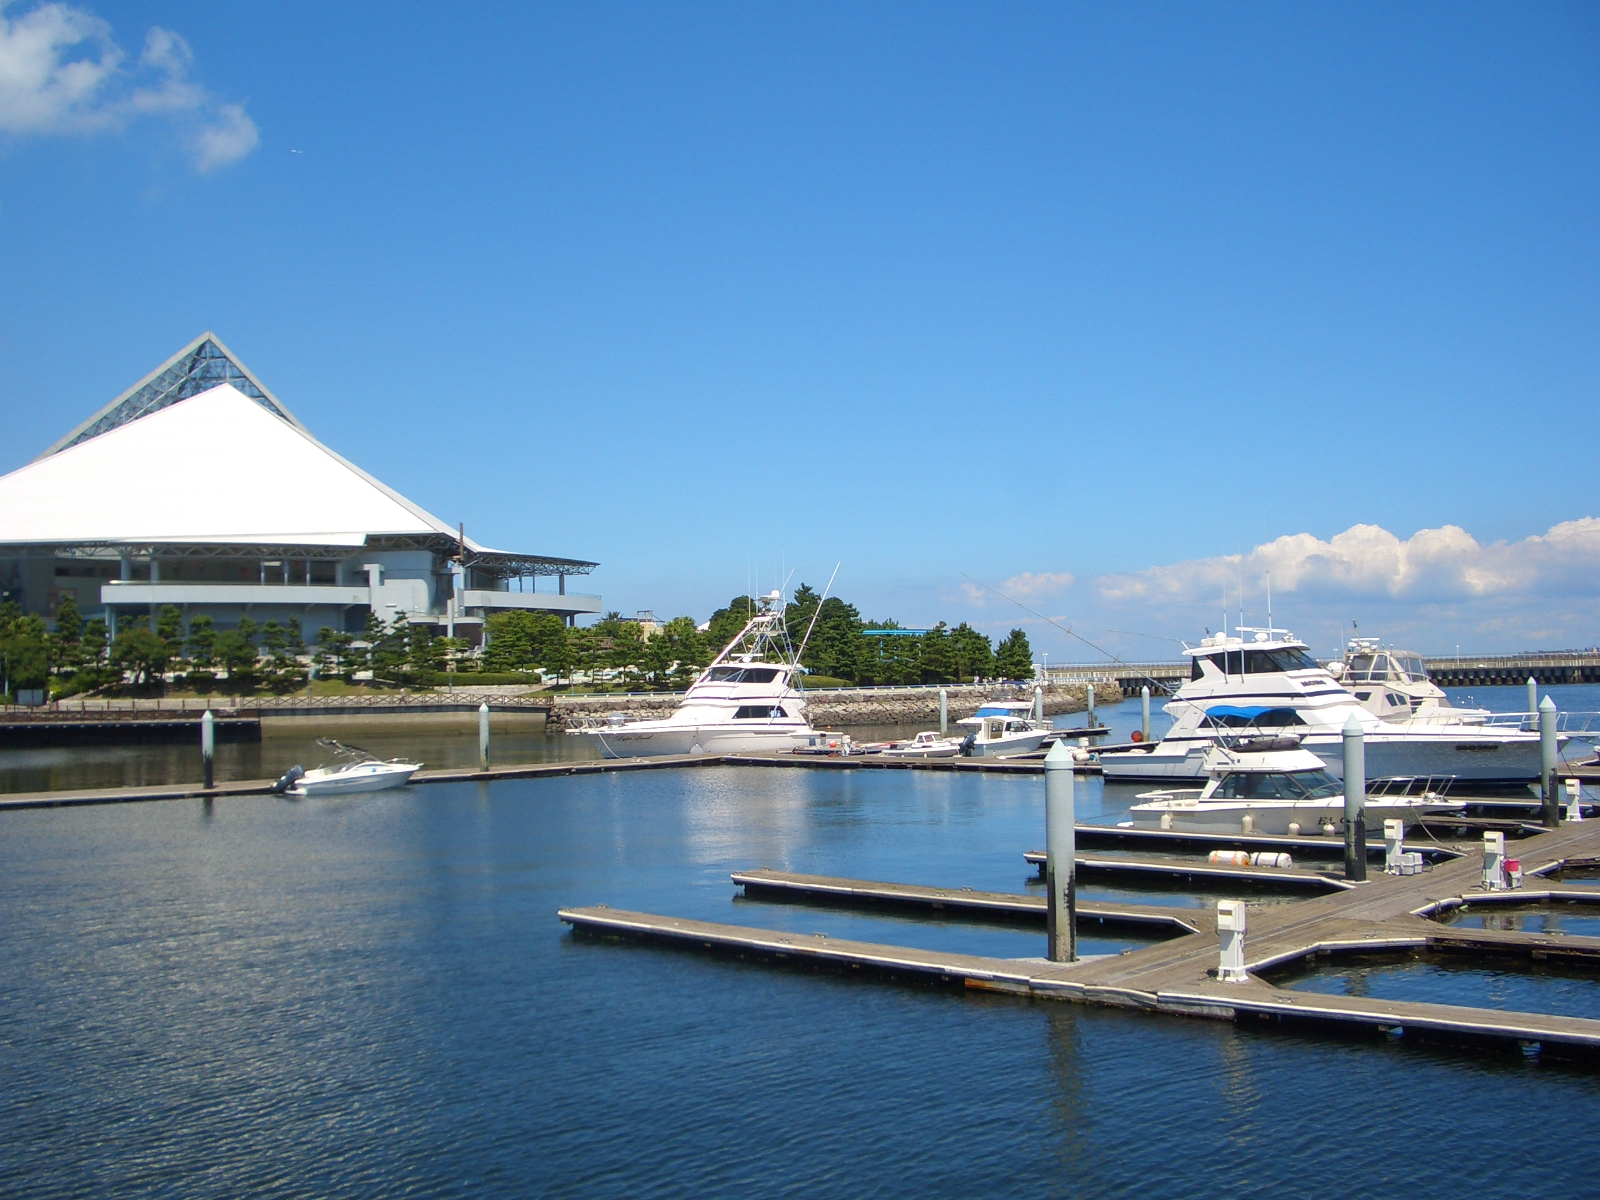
[796,675,853,689]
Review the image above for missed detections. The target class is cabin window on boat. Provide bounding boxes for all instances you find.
[705,667,782,684]
[1191,655,1224,680]
[1244,647,1322,674]
[1395,655,1428,681]
[1214,770,1343,800]
[733,705,786,719]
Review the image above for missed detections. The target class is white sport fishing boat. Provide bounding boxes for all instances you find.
[1099,627,1549,786]
[569,590,817,758]
[956,700,1053,757]
[275,739,421,797]
[1126,741,1463,835]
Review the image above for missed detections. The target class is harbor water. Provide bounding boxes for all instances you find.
[3,710,1600,1196]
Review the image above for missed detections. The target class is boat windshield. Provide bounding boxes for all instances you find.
[1394,654,1429,682]
[704,666,783,684]
[1214,769,1343,800]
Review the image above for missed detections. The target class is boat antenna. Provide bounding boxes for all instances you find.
[960,573,1170,695]
[1266,571,1272,636]
[794,562,841,665]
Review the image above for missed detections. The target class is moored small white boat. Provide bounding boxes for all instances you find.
[279,739,421,797]
[876,731,964,759]
[957,701,1053,757]
[1125,742,1462,836]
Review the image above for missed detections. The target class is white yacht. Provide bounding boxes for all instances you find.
[1099,627,1548,786]
[1329,638,1491,724]
[956,700,1053,757]
[569,591,816,758]
[1125,742,1464,835]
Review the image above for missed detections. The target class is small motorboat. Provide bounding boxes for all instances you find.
[957,701,1053,757]
[275,738,421,798]
[877,731,964,759]
[1125,741,1462,835]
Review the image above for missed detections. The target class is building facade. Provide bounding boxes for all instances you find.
[0,334,600,642]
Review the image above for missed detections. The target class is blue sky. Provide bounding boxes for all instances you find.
[1,2,1596,658]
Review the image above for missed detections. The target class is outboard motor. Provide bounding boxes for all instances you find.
[959,732,977,757]
[271,765,305,794]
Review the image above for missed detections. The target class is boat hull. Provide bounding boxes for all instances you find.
[289,763,419,797]
[575,723,814,758]
[1128,798,1459,836]
[1103,730,1545,786]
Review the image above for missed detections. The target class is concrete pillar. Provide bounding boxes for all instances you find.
[558,573,566,595]
[1540,695,1559,827]
[1034,685,1044,723]
[479,702,490,769]
[1044,740,1076,963]
[201,709,215,789]
[1086,683,1095,726]
[939,688,948,735]
[119,553,132,581]
[150,558,159,583]
[1141,686,1151,742]
[1342,713,1367,881]
[1528,676,1539,718]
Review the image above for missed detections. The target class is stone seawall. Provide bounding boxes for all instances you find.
[548,682,1122,731]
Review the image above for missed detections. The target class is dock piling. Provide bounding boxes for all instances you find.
[1086,684,1095,727]
[939,689,948,735]
[479,702,490,769]
[1540,695,1558,827]
[200,709,214,790]
[1044,740,1076,963]
[1216,900,1248,982]
[1342,713,1367,881]
[1034,685,1044,723]
[1140,686,1151,742]
[1528,676,1539,718]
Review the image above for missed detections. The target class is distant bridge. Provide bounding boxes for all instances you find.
[1042,650,1600,695]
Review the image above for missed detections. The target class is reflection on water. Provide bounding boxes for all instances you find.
[1282,955,1600,1021]
[4,763,1600,1196]
[1443,904,1600,939]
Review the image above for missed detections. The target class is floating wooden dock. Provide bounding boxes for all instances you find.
[563,813,1600,1057]
[730,868,1205,935]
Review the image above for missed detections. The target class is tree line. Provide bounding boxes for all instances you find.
[1,585,1036,701]
[478,587,1034,688]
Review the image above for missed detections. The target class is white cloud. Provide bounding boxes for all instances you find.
[0,2,257,171]
[1097,518,1600,604]
[1002,571,1074,597]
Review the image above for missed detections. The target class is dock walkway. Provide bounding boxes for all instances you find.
[563,815,1600,1057]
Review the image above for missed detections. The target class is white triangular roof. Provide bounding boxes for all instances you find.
[0,383,462,548]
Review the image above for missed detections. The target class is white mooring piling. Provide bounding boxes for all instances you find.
[1540,695,1559,827]
[1044,739,1076,963]
[1217,900,1248,983]
[1482,830,1507,890]
[1528,676,1539,718]
[201,709,215,790]
[1342,712,1367,882]
[939,688,948,735]
[479,702,490,769]
[1086,683,1095,727]
[1034,685,1044,723]
[1140,685,1151,742]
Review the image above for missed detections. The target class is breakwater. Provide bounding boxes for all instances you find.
[544,682,1121,731]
